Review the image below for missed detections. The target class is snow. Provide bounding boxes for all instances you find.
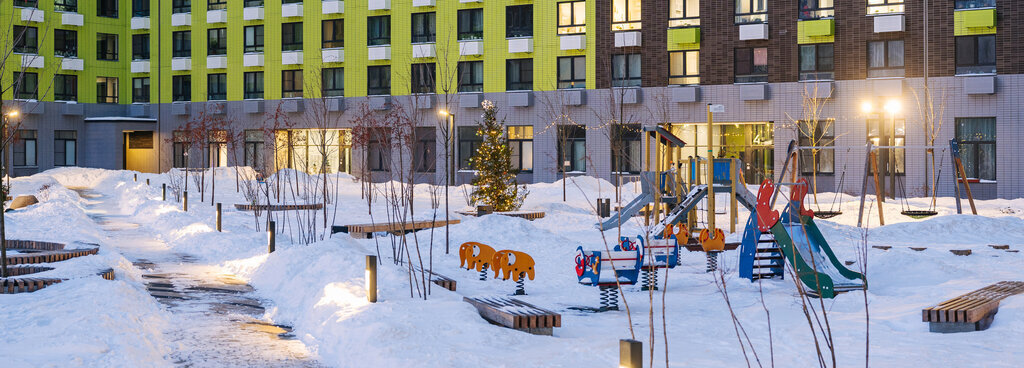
[2,167,1024,367]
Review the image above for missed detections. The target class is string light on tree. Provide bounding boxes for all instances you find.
[469,100,528,212]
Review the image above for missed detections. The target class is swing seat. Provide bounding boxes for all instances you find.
[814,211,842,219]
[901,210,938,219]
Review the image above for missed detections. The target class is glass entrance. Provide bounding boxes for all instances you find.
[671,122,774,185]
[275,129,352,174]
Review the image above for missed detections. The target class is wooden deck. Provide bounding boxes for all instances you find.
[922,281,1024,333]
[464,296,561,335]
[332,219,461,239]
[454,210,546,221]
[234,204,324,211]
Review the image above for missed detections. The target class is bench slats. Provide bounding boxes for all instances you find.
[922,281,1024,323]
[464,296,561,333]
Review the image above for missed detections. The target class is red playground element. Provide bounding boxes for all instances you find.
[755,179,780,232]
[789,178,815,218]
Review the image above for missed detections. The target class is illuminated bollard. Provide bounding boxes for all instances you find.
[366,255,378,303]
[183,191,188,211]
[268,221,276,253]
[216,203,222,232]
[162,183,166,201]
[619,339,642,368]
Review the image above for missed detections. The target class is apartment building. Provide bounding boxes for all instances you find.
[0,0,1018,198]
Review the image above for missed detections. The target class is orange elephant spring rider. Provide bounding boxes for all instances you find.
[459,242,497,280]
[491,250,536,295]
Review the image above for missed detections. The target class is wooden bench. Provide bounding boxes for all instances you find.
[411,265,457,292]
[464,296,561,336]
[332,219,461,239]
[455,210,546,221]
[922,281,1024,333]
[234,204,324,211]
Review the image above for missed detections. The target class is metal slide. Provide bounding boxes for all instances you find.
[597,172,657,231]
[769,213,866,298]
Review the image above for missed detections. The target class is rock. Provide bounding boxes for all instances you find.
[7,195,39,210]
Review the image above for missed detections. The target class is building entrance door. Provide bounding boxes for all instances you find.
[123,131,156,173]
[671,122,774,185]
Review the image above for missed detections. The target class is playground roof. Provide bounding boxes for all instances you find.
[643,126,686,147]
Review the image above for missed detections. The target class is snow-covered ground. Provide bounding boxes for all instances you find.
[2,167,1023,367]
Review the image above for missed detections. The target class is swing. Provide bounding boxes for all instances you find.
[814,148,850,219]
[897,151,941,219]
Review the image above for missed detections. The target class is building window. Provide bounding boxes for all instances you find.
[13,26,38,53]
[367,66,390,96]
[956,35,996,75]
[411,12,436,43]
[669,50,699,85]
[173,75,191,102]
[14,0,37,7]
[612,0,642,31]
[13,72,38,100]
[96,77,118,103]
[557,56,586,89]
[867,117,905,174]
[208,73,227,100]
[323,68,344,97]
[172,0,190,14]
[508,126,534,172]
[799,0,834,20]
[55,131,77,167]
[458,9,484,41]
[98,0,118,17]
[322,19,344,49]
[244,0,263,6]
[798,120,835,174]
[368,15,391,46]
[172,31,191,57]
[867,0,904,15]
[414,127,436,173]
[955,0,995,9]
[133,77,150,103]
[208,28,226,55]
[669,0,700,28]
[244,72,263,99]
[458,126,482,170]
[132,0,149,16]
[55,0,78,12]
[735,0,767,24]
[282,70,303,98]
[411,63,435,94]
[173,131,188,168]
[735,47,768,83]
[956,117,996,181]
[208,130,228,167]
[54,74,77,102]
[507,5,533,38]
[506,59,533,91]
[557,125,586,172]
[96,33,118,60]
[244,130,265,169]
[558,1,587,34]
[867,40,904,78]
[13,130,37,167]
[799,43,834,81]
[282,22,303,51]
[458,61,484,93]
[208,0,226,11]
[54,29,76,57]
[133,34,150,60]
[367,129,391,172]
[611,124,641,174]
[244,25,264,53]
[612,54,641,87]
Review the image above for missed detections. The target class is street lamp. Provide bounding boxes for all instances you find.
[863,99,901,199]
[437,108,454,254]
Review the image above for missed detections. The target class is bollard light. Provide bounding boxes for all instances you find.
[268,221,276,253]
[146,178,150,185]
[619,339,642,368]
[183,191,189,211]
[366,255,378,303]
[216,203,222,232]
[162,183,167,201]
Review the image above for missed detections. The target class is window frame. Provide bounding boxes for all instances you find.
[132,33,150,60]
[414,127,437,173]
[508,126,534,173]
[172,31,191,58]
[56,0,79,12]
[866,116,906,175]
[207,28,227,56]
[955,117,996,181]
[458,9,484,41]
[172,75,191,102]
[244,72,264,99]
[458,126,483,170]
[506,5,533,38]
[54,130,77,167]
[734,47,768,83]
[612,53,642,88]
[799,0,835,20]
[798,120,836,175]
[207,73,227,101]
[867,39,905,78]
[411,12,436,43]
[558,1,587,35]
[132,77,150,103]
[244,25,264,53]
[322,68,344,97]
[669,50,700,85]
[367,15,391,46]
[13,130,38,168]
[867,0,905,15]
[557,125,587,173]
[955,0,995,9]
[322,19,344,49]
[411,63,436,94]
[281,69,303,99]
[13,72,38,100]
[612,0,643,31]
[132,0,149,17]
[506,59,534,91]
[96,33,119,61]
[97,0,118,18]
[458,61,484,93]
[669,0,701,28]
[610,124,642,174]
[13,26,38,54]
[281,22,303,52]
[54,74,78,102]
[96,76,118,104]
[208,0,227,11]
[557,56,586,89]
[955,35,996,75]
[54,29,77,58]
[799,43,835,81]
[367,65,391,96]
[735,0,768,24]
[172,0,191,14]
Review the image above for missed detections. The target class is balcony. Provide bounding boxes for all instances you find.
[739,23,769,40]
[207,10,227,24]
[507,38,533,53]
[130,17,150,29]
[559,35,586,50]
[459,41,484,56]
[20,8,44,23]
[61,58,84,71]
[243,53,264,67]
[282,3,303,18]
[207,56,228,69]
[668,28,700,46]
[614,31,642,47]
[368,0,390,11]
[171,13,191,27]
[412,0,435,6]
[243,7,264,20]
[873,14,904,33]
[61,12,84,27]
[131,61,150,73]
[322,1,344,14]
[412,43,435,58]
[171,58,191,71]
[800,19,835,37]
[322,48,345,63]
[282,51,303,65]
[368,46,391,61]
[20,54,44,69]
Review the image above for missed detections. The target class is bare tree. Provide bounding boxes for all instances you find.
[787,85,837,207]
[909,82,949,205]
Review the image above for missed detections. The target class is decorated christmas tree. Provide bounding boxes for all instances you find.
[469,100,528,211]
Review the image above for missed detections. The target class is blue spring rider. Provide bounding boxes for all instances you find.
[575,237,644,311]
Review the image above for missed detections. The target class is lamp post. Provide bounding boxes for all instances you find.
[883,100,901,200]
[0,110,18,278]
[438,108,454,254]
